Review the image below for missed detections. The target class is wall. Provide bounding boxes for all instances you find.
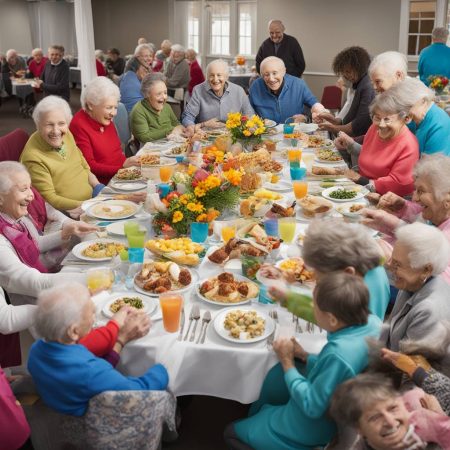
[91,0,170,55]
[0,0,33,54]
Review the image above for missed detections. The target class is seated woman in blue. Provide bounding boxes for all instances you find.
[387,77,450,156]
[28,282,168,417]
[249,56,326,124]
[225,272,381,450]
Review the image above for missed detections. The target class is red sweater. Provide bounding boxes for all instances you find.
[70,109,126,184]
[79,320,119,355]
[359,124,419,196]
[28,57,48,78]
[188,59,205,95]
[96,59,107,77]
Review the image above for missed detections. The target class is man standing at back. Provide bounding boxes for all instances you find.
[255,19,305,78]
[418,27,450,85]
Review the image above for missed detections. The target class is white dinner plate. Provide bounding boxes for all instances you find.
[264,119,277,128]
[162,146,188,158]
[336,202,367,219]
[322,186,367,203]
[109,180,147,191]
[196,274,258,306]
[314,157,344,165]
[213,307,275,344]
[102,292,157,318]
[106,221,146,237]
[262,180,293,192]
[87,200,139,220]
[71,239,126,262]
[295,123,319,133]
[133,267,198,297]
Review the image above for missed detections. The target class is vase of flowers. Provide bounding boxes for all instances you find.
[225,112,266,152]
[428,75,449,95]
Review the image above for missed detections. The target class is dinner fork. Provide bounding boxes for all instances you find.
[197,311,212,344]
[189,305,201,342]
[183,306,197,341]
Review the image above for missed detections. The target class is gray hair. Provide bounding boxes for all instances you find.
[395,223,450,275]
[161,39,172,50]
[369,89,410,118]
[303,219,381,274]
[32,95,73,127]
[383,78,435,111]
[31,48,43,57]
[141,72,167,97]
[268,19,285,31]
[432,27,449,42]
[413,154,450,202]
[34,283,91,342]
[171,44,185,54]
[95,49,105,61]
[260,56,286,74]
[0,161,29,196]
[80,76,120,110]
[368,51,408,77]
[5,49,17,60]
[134,43,154,57]
[206,59,229,77]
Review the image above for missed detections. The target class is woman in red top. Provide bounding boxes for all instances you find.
[186,48,205,95]
[70,76,139,184]
[28,48,48,79]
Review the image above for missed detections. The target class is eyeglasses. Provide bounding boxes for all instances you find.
[371,114,400,125]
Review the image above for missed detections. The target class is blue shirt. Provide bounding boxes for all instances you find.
[418,43,450,85]
[120,71,143,113]
[249,74,317,124]
[28,340,168,416]
[407,103,450,156]
[364,266,390,320]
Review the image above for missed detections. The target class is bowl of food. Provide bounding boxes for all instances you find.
[336,202,366,221]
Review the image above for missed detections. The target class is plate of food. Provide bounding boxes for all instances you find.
[213,307,274,344]
[276,257,315,285]
[114,167,143,181]
[162,142,189,158]
[72,240,127,261]
[197,272,259,306]
[336,202,367,219]
[262,180,293,192]
[145,237,205,266]
[315,149,344,164]
[87,200,139,220]
[134,260,195,296]
[322,186,367,203]
[102,292,157,318]
[263,119,277,128]
[296,195,334,220]
[110,180,147,191]
[310,166,346,177]
[295,123,319,133]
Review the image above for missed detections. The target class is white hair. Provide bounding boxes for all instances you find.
[6,49,17,60]
[32,96,73,127]
[161,39,172,49]
[369,89,411,118]
[368,51,408,77]
[80,76,120,110]
[34,283,91,342]
[134,43,154,57]
[0,161,29,196]
[432,27,449,42]
[141,72,167,98]
[31,48,43,57]
[171,44,185,54]
[95,49,105,61]
[206,59,229,77]
[268,19,285,31]
[260,56,286,74]
[386,78,435,109]
[413,154,450,202]
[395,223,450,275]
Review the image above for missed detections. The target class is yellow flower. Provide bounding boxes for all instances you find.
[243,129,251,137]
[188,165,197,176]
[196,213,207,222]
[206,208,220,222]
[223,168,243,186]
[194,186,206,197]
[179,194,190,205]
[172,211,183,223]
[226,112,242,129]
[187,202,204,213]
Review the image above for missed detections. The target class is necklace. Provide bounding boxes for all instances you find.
[56,144,67,160]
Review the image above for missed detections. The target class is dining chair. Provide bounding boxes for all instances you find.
[114,102,131,150]
[320,86,342,111]
[0,128,29,162]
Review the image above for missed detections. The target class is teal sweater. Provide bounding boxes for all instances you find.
[418,42,450,85]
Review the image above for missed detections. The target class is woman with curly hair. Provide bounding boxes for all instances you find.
[316,46,375,137]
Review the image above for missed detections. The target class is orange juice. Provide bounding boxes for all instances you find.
[293,181,308,200]
[86,268,113,294]
[221,225,236,243]
[287,149,302,163]
[159,294,183,332]
[159,166,174,183]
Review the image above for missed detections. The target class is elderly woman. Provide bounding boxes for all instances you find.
[27,48,48,80]
[363,154,450,284]
[70,77,139,184]
[120,56,152,113]
[20,96,104,213]
[182,59,254,135]
[317,46,375,136]
[28,283,168,416]
[380,223,450,352]
[164,44,190,97]
[338,91,419,196]
[249,56,326,124]
[186,48,205,95]
[130,72,185,144]
[368,50,408,94]
[124,43,154,73]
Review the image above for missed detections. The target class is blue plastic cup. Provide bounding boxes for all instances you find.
[290,166,307,180]
[283,124,294,134]
[157,183,170,198]
[128,247,144,264]
[175,156,185,163]
[190,222,209,243]
[264,218,279,237]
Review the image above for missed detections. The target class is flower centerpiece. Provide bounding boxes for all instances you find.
[428,75,449,94]
[152,165,243,236]
[225,112,266,151]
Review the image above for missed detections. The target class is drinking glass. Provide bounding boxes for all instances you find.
[290,165,307,181]
[278,217,296,243]
[128,247,145,263]
[87,267,113,294]
[302,153,314,173]
[159,166,174,183]
[263,218,279,237]
[190,222,209,243]
[293,181,308,200]
[127,230,146,248]
[159,293,183,333]
[123,221,140,236]
[287,149,302,163]
[221,225,236,243]
[157,183,170,198]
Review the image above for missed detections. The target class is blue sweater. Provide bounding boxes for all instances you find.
[249,74,317,124]
[234,315,381,450]
[28,340,168,416]
[407,103,450,156]
[418,43,450,85]
[364,266,390,320]
[120,71,144,113]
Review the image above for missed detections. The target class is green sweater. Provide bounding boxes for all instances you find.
[130,99,179,143]
[20,131,93,210]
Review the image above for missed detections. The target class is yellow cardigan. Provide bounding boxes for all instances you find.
[21,131,93,210]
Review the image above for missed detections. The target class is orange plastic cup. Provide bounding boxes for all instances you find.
[159,293,183,333]
[293,180,308,200]
[287,149,302,163]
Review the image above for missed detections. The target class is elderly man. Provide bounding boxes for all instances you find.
[28,283,169,416]
[164,44,190,98]
[249,56,325,124]
[186,48,205,95]
[182,59,254,134]
[419,27,450,85]
[256,20,305,78]
[368,51,408,94]
[33,45,70,101]
[105,47,125,79]
[1,49,27,97]
[154,39,173,72]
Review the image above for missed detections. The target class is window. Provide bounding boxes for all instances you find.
[210,2,230,55]
[238,2,256,56]
[408,1,436,55]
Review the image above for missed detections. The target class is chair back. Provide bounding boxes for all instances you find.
[0,128,29,161]
[114,102,131,150]
[320,86,342,111]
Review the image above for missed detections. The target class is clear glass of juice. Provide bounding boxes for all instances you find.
[159,293,183,333]
[293,181,308,200]
[221,225,236,243]
[278,217,296,243]
[159,166,174,183]
[86,267,113,295]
